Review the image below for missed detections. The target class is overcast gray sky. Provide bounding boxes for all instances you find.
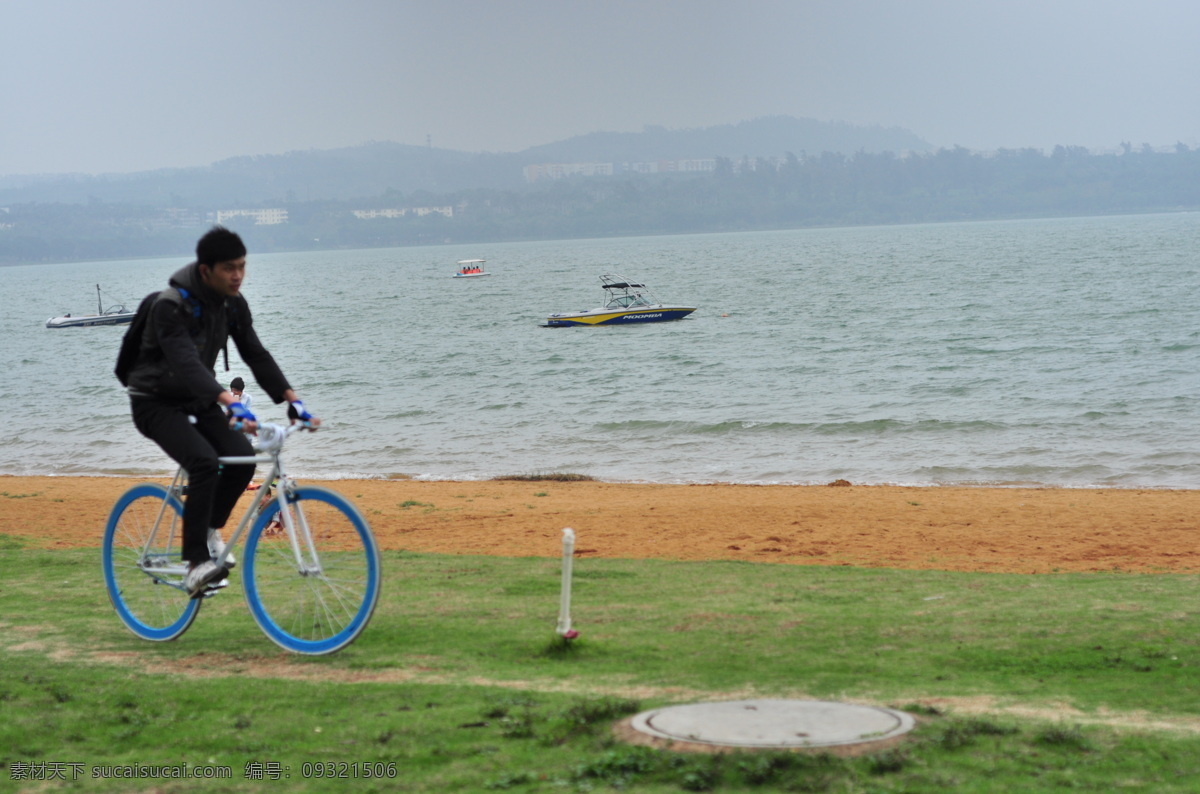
[2,0,1197,176]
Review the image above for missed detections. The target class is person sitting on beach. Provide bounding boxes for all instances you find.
[122,226,320,597]
[229,376,252,412]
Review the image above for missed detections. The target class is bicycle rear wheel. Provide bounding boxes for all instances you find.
[102,483,201,641]
[243,486,380,654]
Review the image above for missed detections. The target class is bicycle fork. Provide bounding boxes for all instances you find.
[273,472,325,578]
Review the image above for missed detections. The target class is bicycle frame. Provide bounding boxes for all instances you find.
[137,423,316,590]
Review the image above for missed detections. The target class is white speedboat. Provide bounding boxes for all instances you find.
[46,285,136,328]
[544,274,696,327]
[452,259,490,278]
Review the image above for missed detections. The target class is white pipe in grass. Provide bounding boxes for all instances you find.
[556,528,579,639]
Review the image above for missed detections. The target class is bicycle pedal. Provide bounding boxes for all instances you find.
[202,580,230,596]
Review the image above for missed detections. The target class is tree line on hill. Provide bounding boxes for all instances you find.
[2,143,1198,265]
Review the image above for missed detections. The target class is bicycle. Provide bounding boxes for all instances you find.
[102,422,381,655]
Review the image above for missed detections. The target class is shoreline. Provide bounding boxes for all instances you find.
[3,475,1199,574]
[5,470,1198,492]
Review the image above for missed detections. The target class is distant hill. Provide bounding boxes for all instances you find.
[0,116,931,207]
[521,116,932,163]
[0,143,508,206]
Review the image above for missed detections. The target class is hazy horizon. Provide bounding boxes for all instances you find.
[3,0,1198,178]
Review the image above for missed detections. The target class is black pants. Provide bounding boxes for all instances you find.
[131,398,255,564]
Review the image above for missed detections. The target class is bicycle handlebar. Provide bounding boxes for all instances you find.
[213,421,317,466]
[251,422,306,455]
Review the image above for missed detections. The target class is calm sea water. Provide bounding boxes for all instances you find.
[4,213,1200,487]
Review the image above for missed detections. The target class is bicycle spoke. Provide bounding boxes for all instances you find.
[307,578,355,634]
[309,575,367,618]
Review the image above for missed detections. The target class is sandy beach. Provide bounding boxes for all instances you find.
[2,475,1198,574]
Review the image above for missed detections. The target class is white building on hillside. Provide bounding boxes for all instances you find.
[352,206,453,219]
[214,208,289,226]
[524,159,716,182]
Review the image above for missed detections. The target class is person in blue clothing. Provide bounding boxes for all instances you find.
[123,226,319,596]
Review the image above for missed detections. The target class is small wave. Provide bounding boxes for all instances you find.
[910,462,1117,487]
[312,379,378,388]
[811,418,1008,435]
[1080,409,1132,420]
[383,409,429,419]
[594,417,1008,436]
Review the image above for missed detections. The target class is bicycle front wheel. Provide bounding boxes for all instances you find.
[102,483,201,641]
[243,486,380,654]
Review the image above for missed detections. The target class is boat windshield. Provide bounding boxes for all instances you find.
[606,293,652,309]
[597,274,665,309]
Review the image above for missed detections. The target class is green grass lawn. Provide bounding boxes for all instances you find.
[2,534,1200,792]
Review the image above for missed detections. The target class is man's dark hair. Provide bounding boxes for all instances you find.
[196,226,247,266]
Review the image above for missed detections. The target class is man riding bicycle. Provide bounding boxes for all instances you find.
[123,226,319,597]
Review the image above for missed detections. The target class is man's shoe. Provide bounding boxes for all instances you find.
[185,560,228,599]
[207,529,237,569]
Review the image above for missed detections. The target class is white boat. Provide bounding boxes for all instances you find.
[46,285,136,328]
[452,259,490,278]
[544,274,696,327]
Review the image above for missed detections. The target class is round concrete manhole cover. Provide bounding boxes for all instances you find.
[623,699,915,753]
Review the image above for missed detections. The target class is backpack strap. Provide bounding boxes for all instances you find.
[174,287,202,318]
[222,298,239,373]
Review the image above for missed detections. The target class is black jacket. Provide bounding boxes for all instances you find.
[126,263,291,409]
